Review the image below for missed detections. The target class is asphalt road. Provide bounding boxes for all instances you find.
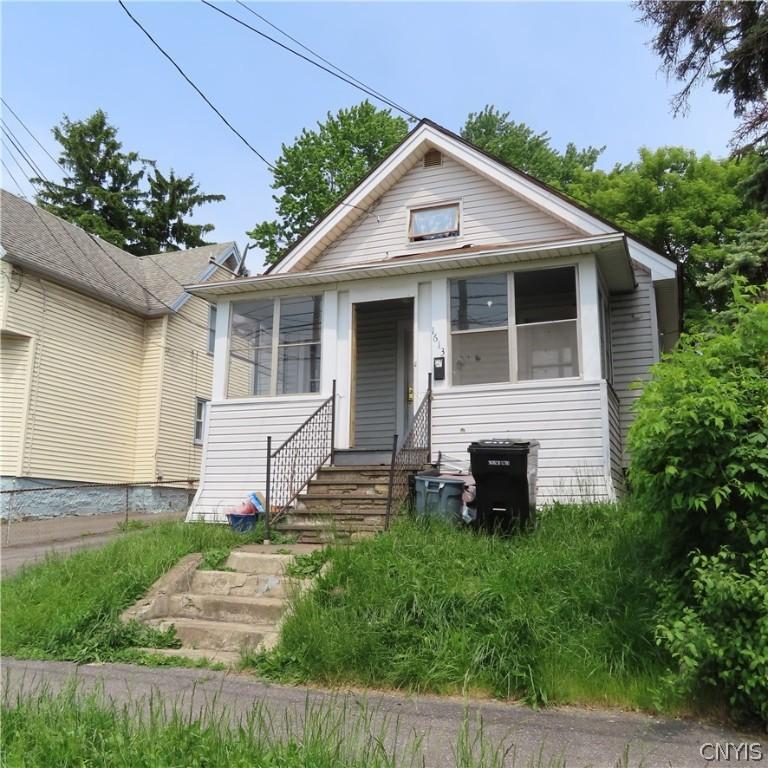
[2,658,761,767]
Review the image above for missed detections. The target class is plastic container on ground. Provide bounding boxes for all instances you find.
[413,474,469,524]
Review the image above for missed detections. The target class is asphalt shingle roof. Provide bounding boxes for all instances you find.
[0,189,234,316]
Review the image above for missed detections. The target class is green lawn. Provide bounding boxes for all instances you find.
[249,503,678,713]
[0,521,268,662]
[2,685,523,768]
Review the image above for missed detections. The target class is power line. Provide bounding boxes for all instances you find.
[202,0,420,122]
[1,121,48,182]
[233,0,415,120]
[1,98,60,169]
[118,0,276,170]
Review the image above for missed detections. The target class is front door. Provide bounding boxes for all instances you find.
[352,298,414,450]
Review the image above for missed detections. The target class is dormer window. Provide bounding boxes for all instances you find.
[409,203,460,242]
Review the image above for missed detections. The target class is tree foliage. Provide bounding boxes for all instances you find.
[566,147,765,312]
[33,110,224,255]
[628,284,768,723]
[635,1,768,207]
[461,106,603,188]
[249,102,409,264]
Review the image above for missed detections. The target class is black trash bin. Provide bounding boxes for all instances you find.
[468,439,537,533]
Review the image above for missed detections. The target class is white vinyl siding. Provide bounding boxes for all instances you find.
[606,382,624,494]
[187,396,325,522]
[431,381,611,502]
[311,155,577,270]
[609,263,657,463]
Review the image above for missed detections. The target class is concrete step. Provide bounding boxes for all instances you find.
[150,617,277,653]
[307,477,391,496]
[168,593,286,624]
[275,521,383,543]
[190,570,289,598]
[296,495,390,514]
[138,647,242,667]
[224,551,294,574]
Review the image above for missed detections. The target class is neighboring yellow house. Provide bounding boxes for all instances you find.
[0,189,241,517]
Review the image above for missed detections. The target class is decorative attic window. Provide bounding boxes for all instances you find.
[409,203,460,242]
[423,149,443,168]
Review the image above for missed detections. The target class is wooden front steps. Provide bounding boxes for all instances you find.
[274,462,424,543]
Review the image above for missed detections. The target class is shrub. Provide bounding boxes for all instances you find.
[629,284,768,724]
[628,285,768,562]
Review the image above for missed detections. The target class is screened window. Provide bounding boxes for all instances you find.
[515,268,578,381]
[194,398,209,443]
[409,204,460,242]
[207,305,217,354]
[450,274,509,386]
[599,289,613,381]
[227,296,321,397]
[449,267,579,386]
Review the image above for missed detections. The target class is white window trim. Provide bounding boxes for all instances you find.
[207,304,217,355]
[448,263,582,387]
[406,200,463,245]
[193,397,209,445]
[228,295,323,399]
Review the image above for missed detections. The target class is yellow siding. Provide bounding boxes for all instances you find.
[0,333,31,475]
[132,316,167,482]
[155,294,213,482]
[4,270,145,482]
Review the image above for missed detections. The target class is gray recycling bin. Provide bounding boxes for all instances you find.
[414,474,467,524]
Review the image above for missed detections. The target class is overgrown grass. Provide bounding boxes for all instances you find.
[2,684,536,768]
[248,503,677,712]
[1,521,268,662]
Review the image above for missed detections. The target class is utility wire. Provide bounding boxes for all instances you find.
[1,97,60,169]
[233,0,415,120]
[202,0,420,122]
[1,121,48,182]
[118,0,276,170]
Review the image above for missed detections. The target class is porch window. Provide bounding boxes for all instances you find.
[193,397,209,444]
[450,273,509,386]
[409,204,460,242]
[449,266,579,385]
[514,267,579,381]
[227,295,322,398]
[207,304,217,354]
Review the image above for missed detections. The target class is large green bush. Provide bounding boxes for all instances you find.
[628,285,768,724]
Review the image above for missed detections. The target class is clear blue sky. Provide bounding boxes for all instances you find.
[2,1,736,271]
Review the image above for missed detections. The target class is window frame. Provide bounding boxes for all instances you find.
[407,201,461,243]
[193,397,209,445]
[207,304,217,355]
[448,264,582,387]
[228,294,323,399]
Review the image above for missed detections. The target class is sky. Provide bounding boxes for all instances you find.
[2,1,737,272]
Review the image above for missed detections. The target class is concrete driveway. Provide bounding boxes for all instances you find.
[1,658,761,767]
[0,511,183,577]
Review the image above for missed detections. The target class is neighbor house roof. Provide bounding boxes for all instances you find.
[0,189,238,317]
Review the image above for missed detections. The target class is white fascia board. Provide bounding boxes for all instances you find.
[270,123,617,275]
[627,240,677,281]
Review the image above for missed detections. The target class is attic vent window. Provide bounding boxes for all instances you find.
[423,149,443,168]
[409,203,460,242]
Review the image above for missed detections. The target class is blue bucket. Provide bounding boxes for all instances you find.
[227,513,257,533]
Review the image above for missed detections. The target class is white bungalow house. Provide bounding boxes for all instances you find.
[185,120,679,530]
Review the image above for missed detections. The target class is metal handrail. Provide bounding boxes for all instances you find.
[264,380,336,538]
[385,374,432,528]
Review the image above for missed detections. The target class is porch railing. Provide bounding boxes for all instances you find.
[264,380,336,537]
[385,374,432,529]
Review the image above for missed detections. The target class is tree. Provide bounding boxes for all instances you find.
[32,110,147,251]
[566,146,765,313]
[138,168,225,254]
[33,110,224,255]
[461,106,604,188]
[249,102,409,264]
[635,1,768,207]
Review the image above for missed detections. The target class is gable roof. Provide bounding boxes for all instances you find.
[0,189,238,316]
[267,119,677,280]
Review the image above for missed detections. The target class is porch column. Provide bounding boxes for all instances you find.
[430,277,449,391]
[416,281,432,400]
[578,256,602,380]
[334,290,352,449]
[211,299,230,401]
